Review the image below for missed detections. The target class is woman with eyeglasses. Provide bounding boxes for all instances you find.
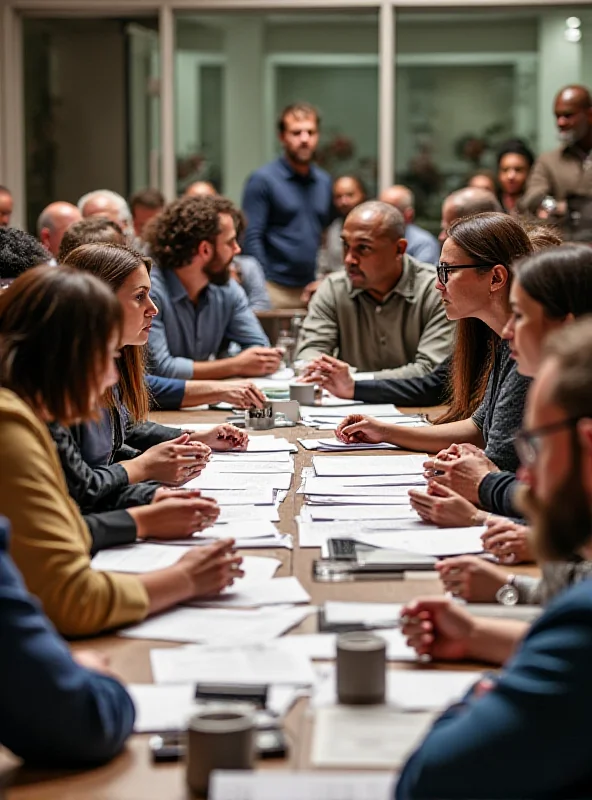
[336,212,532,472]
[427,244,592,604]
[0,267,243,637]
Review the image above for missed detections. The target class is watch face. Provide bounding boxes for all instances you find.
[496,584,519,606]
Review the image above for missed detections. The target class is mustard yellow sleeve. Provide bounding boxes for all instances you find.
[0,412,149,637]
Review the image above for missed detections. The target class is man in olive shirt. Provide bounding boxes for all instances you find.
[520,85,592,224]
[296,201,453,380]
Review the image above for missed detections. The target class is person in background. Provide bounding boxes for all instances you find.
[520,84,592,222]
[336,212,533,473]
[0,227,51,285]
[146,194,282,380]
[467,169,497,195]
[36,202,82,258]
[58,216,267,411]
[308,188,505,407]
[129,188,165,243]
[229,210,271,312]
[439,186,503,243]
[0,185,13,227]
[58,217,128,260]
[242,102,332,309]
[316,174,367,279]
[496,139,535,214]
[396,318,592,800]
[379,184,440,265]
[296,201,453,380]
[184,181,217,198]
[0,266,243,637]
[78,189,134,240]
[0,513,136,766]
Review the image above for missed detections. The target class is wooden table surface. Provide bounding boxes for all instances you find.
[0,407,537,799]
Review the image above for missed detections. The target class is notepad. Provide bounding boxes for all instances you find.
[150,641,317,686]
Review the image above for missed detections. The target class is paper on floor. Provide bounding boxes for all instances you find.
[150,640,316,686]
[312,705,436,768]
[192,576,310,609]
[209,771,396,800]
[313,454,427,477]
[119,605,315,644]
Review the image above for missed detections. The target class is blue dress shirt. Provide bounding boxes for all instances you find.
[404,223,440,266]
[147,373,186,410]
[148,265,270,379]
[396,578,592,799]
[242,157,333,288]
[0,516,135,766]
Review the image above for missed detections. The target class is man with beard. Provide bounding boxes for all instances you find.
[242,103,332,309]
[395,317,592,800]
[520,85,592,230]
[146,195,281,379]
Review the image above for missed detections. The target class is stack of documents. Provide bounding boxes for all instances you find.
[300,403,426,431]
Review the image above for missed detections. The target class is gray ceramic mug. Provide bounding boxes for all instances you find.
[186,708,255,797]
[289,383,316,405]
[336,631,387,705]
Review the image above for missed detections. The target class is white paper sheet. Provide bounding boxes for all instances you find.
[192,576,310,609]
[281,630,415,662]
[90,542,192,573]
[187,472,293,490]
[212,451,292,462]
[304,504,417,521]
[298,438,400,452]
[204,488,275,505]
[313,454,427,477]
[297,519,434,548]
[353,526,486,557]
[323,601,403,629]
[157,422,217,432]
[306,495,413,506]
[300,404,403,418]
[150,641,316,685]
[120,605,315,644]
[210,771,396,800]
[216,505,280,523]
[198,461,295,475]
[246,436,297,453]
[310,475,425,488]
[303,477,423,496]
[312,705,436,768]
[313,665,481,712]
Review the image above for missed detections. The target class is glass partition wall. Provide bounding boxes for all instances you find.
[6,2,592,231]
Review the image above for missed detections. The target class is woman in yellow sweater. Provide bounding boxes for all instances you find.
[0,266,243,637]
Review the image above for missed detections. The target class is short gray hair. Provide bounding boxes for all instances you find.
[77,189,133,230]
[351,200,406,241]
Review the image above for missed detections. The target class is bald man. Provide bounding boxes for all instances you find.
[0,186,13,227]
[440,187,502,243]
[379,185,440,265]
[296,201,453,379]
[521,85,592,230]
[37,202,82,258]
[184,181,217,198]
[78,190,133,239]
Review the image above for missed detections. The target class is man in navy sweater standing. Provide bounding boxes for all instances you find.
[242,102,332,309]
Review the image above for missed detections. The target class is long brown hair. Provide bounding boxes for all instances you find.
[62,243,151,422]
[0,266,121,424]
[438,212,532,423]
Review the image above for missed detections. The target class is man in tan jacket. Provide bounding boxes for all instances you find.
[296,201,453,380]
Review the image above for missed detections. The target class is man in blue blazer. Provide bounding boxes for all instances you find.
[397,317,592,799]
[0,516,135,766]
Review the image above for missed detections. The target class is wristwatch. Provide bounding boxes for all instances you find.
[496,574,519,606]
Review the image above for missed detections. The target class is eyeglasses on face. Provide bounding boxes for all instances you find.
[436,263,495,285]
[514,417,582,467]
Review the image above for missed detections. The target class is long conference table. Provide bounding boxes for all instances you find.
[0,407,539,799]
